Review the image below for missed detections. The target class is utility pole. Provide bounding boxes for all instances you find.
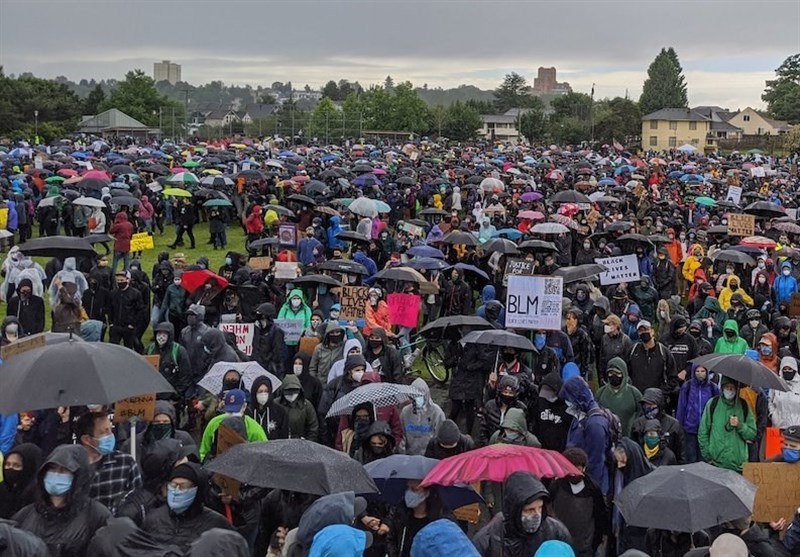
[159,107,163,141]
[590,82,595,144]
[33,110,39,144]
[171,106,175,139]
[181,87,190,140]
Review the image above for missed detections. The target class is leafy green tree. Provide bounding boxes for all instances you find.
[763,53,800,124]
[429,105,448,136]
[309,97,340,140]
[519,109,547,143]
[639,47,689,115]
[384,75,395,92]
[548,117,590,145]
[389,82,429,134]
[440,101,481,140]
[465,99,496,114]
[83,84,106,115]
[493,72,533,112]
[322,81,340,101]
[99,69,183,128]
[550,92,593,121]
[592,97,641,144]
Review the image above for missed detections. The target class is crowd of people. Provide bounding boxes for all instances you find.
[0,136,799,557]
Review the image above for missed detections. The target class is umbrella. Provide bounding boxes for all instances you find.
[550,190,591,204]
[694,196,717,207]
[690,354,789,391]
[325,382,424,418]
[418,315,493,337]
[518,239,560,253]
[740,236,777,249]
[248,238,281,251]
[481,238,519,255]
[166,172,199,185]
[336,231,371,244]
[712,250,757,267]
[706,225,729,235]
[520,191,543,202]
[348,197,378,218]
[37,196,64,208]
[372,267,428,284]
[480,177,504,191]
[404,257,449,271]
[604,221,635,232]
[418,208,449,217]
[202,199,233,208]
[266,204,295,218]
[421,444,581,487]
[317,259,369,275]
[292,274,342,287]
[618,233,655,247]
[200,175,235,188]
[365,455,483,510]
[181,269,229,294]
[531,222,569,235]
[771,221,800,234]
[72,196,106,208]
[86,233,113,245]
[460,329,534,351]
[517,210,544,220]
[204,440,378,496]
[162,188,193,198]
[374,200,391,214]
[287,194,317,206]
[492,229,524,241]
[449,263,490,281]
[617,462,756,532]
[440,231,479,246]
[553,264,608,284]
[17,236,96,258]
[110,196,140,208]
[407,245,445,259]
[198,361,281,395]
[0,337,175,413]
[744,201,786,218]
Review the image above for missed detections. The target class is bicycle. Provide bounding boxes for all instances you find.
[400,336,449,385]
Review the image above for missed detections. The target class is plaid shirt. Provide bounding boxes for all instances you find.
[89,450,142,513]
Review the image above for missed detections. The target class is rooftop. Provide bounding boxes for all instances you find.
[642,108,710,122]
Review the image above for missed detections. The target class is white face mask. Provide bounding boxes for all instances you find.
[604,324,613,334]
[784,269,792,276]
[569,480,586,495]
[256,392,270,406]
[352,370,364,383]
[156,333,168,346]
[293,364,304,375]
[284,393,299,403]
[291,299,302,309]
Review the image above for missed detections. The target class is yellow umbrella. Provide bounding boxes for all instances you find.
[162,188,193,198]
[203,169,222,175]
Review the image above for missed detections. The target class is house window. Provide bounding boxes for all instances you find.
[743,115,750,122]
[669,121,677,130]
[668,136,677,147]
[757,127,765,135]
[649,136,658,146]
[689,121,697,130]
[649,120,658,130]
[691,138,700,145]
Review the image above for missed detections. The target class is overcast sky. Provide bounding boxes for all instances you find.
[2,0,798,110]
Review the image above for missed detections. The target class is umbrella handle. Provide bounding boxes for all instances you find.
[224,503,234,525]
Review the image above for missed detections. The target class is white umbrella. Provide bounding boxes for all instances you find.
[198,361,281,395]
[72,196,106,208]
[348,197,378,218]
[480,177,504,191]
[532,222,569,235]
[265,159,285,169]
[37,196,63,208]
[677,144,698,153]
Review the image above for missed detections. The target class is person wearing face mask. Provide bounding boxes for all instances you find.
[158,268,187,331]
[676,365,720,464]
[769,357,800,430]
[488,345,537,406]
[278,288,312,357]
[424,419,475,460]
[772,315,798,358]
[248,375,289,440]
[639,419,676,467]
[687,319,713,356]
[249,302,284,377]
[109,270,144,351]
[547,448,608,557]
[0,443,42,520]
[473,471,572,557]
[631,388,686,463]
[199,389,268,462]
[145,322,192,403]
[354,420,396,465]
[757,332,780,373]
[310,321,353,383]
[490,408,540,447]
[574,238,600,266]
[74,412,142,513]
[599,314,633,383]
[740,309,769,350]
[278,374,319,442]
[142,462,234,552]
[476,285,506,326]
[399,378,445,456]
[122,401,197,465]
[298,226,324,266]
[682,243,706,292]
[698,377,757,472]
[716,263,740,294]
[718,275,752,312]
[180,304,210,374]
[365,327,404,385]
[6,278,45,336]
[13,445,111,556]
[364,287,393,337]
[443,269,473,316]
[198,328,240,378]
[628,320,678,394]
[0,316,23,347]
[774,261,799,305]
[652,247,677,300]
[596,358,643,438]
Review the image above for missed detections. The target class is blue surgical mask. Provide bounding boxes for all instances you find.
[404,488,428,509]
[167,485,198,514]
[95,433,116,455]
[783,448,800,463]
[43,471,74,496]
[761,345,773,357]
[534,334,546,350]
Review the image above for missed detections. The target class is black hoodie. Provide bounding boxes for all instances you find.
[6,278,45,336]
[147,322,193,401]
[248,375,289,439]
[0,443,42,519]
[659,316,697,376]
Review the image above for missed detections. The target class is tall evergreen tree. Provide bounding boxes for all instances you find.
[639,47,689,115]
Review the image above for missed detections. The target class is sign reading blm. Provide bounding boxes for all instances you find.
[505,275,563,330]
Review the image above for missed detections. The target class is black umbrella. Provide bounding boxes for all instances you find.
[142,164,170,176]
[552,263,607,284]
[690,354,789,391]
[111,196,140,207]
[204,440,378,496]
[712,249,756,267]
[550,190,591,204]
[287,194,317,206]
[85,233,114,245]
[617,233,655,247]
[404,258,449,271]
[604,221,635,233]
[248,237,281,251]
[440,231,479,246]
[266,204,295,218]
[418,208,449,217]
[518,239,560,253]
[235,169,264,181]
[648,234,671,243]
[373,267,427,284]
[292,274,342,287]
[17,236,96,259]
[617,462,755,532]
[351,164,374,173]
[304,180,329,195]
[396,176,416,186]
[460,329,535,351]
[0,337,175,413]
[418,315,493,337]
[317,259,369,275]
[744,201,786,219]
[481,238,520,255]
[110,164,135,175]
[79,178,109,191]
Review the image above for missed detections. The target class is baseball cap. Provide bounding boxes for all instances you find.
[223,389,247,412]
[784,425,800,443]
[637,320,652,330]
[602,314,622,327]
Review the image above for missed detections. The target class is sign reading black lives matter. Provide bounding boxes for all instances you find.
[595,255,640,285]
[505,275,563,330]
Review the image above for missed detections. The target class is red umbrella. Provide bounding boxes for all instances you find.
[57,169,79,177]
[420,444,581,487]
[181,269,229,294]
[82,169,110,180]
[740,236,777,249]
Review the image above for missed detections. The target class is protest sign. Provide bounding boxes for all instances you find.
[275,319,304,343]
[274,261,298,279]
[113,394,156,424]
[727,213,755,237]
[143,355,160,369]
[387,293,421,328]
[595,255,640,285]
[340,285,368,321]
[34,157,44,170]
[502,258,535,287]
[248,256,272,270]
[726,185,742,205]
[299,336,321,355]
[218,322,255,355]
[130,232,154,251]
[750,167,766,178]
[0,333,46,360]
[278,223,297,247]
[789,294,800,318]
[213,425,245,500]
[505,275,563,330]
[400,222,424,237]
[743,463,800,523]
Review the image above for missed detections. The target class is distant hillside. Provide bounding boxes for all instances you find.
[415,85,495,107]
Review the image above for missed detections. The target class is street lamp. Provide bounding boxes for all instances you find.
[34,110,39,143]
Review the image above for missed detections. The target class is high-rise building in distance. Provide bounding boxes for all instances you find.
[153,60,181,85]
[532,67,571,96]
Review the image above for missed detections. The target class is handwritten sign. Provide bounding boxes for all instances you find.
[595,255,640,285]
[728,213,755,237]
[275,262,298,280]
[726,185,742,205]
[340,285,368,321]
[275,319,304,343]
[213,425,246,500]
[502,258,535,287]
[248,256,272,270]
[400,222,424,237]
[218,322,255,356]
[113,394,156,424]
[387,293,421,328]
[0,333,46,360]
[130,232,154,251]
[505,275,563,330]
[743,463,800,522]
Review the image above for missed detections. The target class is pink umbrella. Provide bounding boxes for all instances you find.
[420,444,581,487]
[546,169,564,181]
[57,169,78,177]
[517,210,544,220]
[82,170,109,180]
[171,167,188,174]
[293,175,310,182]
[372,168,387,176]
[740,236,777,249]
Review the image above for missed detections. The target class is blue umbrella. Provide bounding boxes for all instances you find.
[680,174,704,183]
[7,148,30,158]
[613,165,636,176]
[598,177,617,187]
[71,151,90,160]
[450,263,490,281]
[668,170,684,179]
[364,455,482,510]
[492,228,523,240]
[407,245,444,259]
[320,154,340,162]
[405,257,449,271]
[279,151,296,158]
[354,174,382,188]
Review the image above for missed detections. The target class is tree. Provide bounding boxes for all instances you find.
[550,92,593,121]
[98,69,184,130]
[548,117,591,145]
[309,97,340,141]
[258,93,277,105]
[322,80,340,100]
[83,84,105,115]
[593,97,642,144]
[639,47,689,115]
[763,53,800,124]
[384,76,395,92]
[389,82,428,134]
[465,99,496,114]
[442,101,482,141]
[784,125,800,154]
[493,72,533,112]
[429,105,448,136]
[519,108,547,143]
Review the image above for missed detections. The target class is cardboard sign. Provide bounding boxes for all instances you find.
[213,425,246,500]
[400,222,424,237]
[298,336,321,355]
[275,262,298,280]
[218,322,255,356]
[248,256,272,270]
[789,294,800,318]
[143,355,160,369]
[387,293,421,328]
[502,258,535,287]
[595,255,640,285]
[743,463,800,522]
[130,232,154,251]
[505,275,563,330]
[453,503,481,524]
[340,285,369,321]
[278,223,297,248]
[0,333,46,360]
[113,394,156,424]
[275,319,304,343]
[728,213,755,237]
[726,185,742,205]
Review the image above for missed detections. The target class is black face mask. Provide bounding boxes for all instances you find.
[784,371,797,382]
[639,332,652,343]
[3,469,22,486]
[689,329,701,338]
[223,380,240,391]
[501,352,516,363]
[608,375,623,387]
[147,423,174,442]
[499,394,517,406]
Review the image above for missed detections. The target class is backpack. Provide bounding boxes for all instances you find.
[588,406,623,450]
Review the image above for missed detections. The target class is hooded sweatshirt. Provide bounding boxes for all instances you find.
[477,285,506,326]
[595,357,642,437]
[248,375,289,439]
[713,319,748,354]
[697,378,757,472]
[769,355,800,428]
[718,276,753,311]
[328,338,373,383]
[0,443,42,519]
[309,321,348,382]
[411,519,479,557]
[490,408,541,447]
[279,374,319,442]
[774,260,799,304]
[278,288,313,339]
[109,212,134,253]
[399,378,445,456]
[676,365,720,435]
[682,243,705,282]
[48,257,89,306]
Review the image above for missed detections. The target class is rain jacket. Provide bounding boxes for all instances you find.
[292,491,358,556]
[364,327,404,384]
[180,304,210,373]
[697,378,757,471]
[595,357,642,437]
[676,366,720,435]
[326,217,346,251]
[476,285,506,326]
[0,443,42,519]
[774,261,799,304]
[629,276,659,322]
[309,322,348,382]
[631,388,686,464]
[199,412,267,462]
[328,338,374,383]
[199,328,240,375]
[694,296,726,341]
[109,212,134,253]
[146,322,193,400]
[278,288,313,340]
[278,374,319,442]
[769,355,800,428]
[399,378,445,455]
[681,243,705,282]
[472,472,572,557]
[489,407,540,446]
[718,276,753,311]
[13,445,112,557]
[188,529,250,557]
[249,375,289,440]
[410,519,479,557]
[713,319,748,354]
[251,303,285,377]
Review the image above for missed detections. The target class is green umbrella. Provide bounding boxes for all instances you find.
[167,171,199,185]
[45,176,65,184]
[694,196,717,207]
[162,187,193,198]
[203,199,233,208]
[182,160,200,168]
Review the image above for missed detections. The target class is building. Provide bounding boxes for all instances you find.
[532,67,572,96]
[641,108,713,151]
[78,108,159,139]
[202,109,240,128]
[153,60,181,85]
[292,89,322,102]
[726,107,792,136]
[480,112,522,143]
[693,106,743,146]
[240,104,280,124]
